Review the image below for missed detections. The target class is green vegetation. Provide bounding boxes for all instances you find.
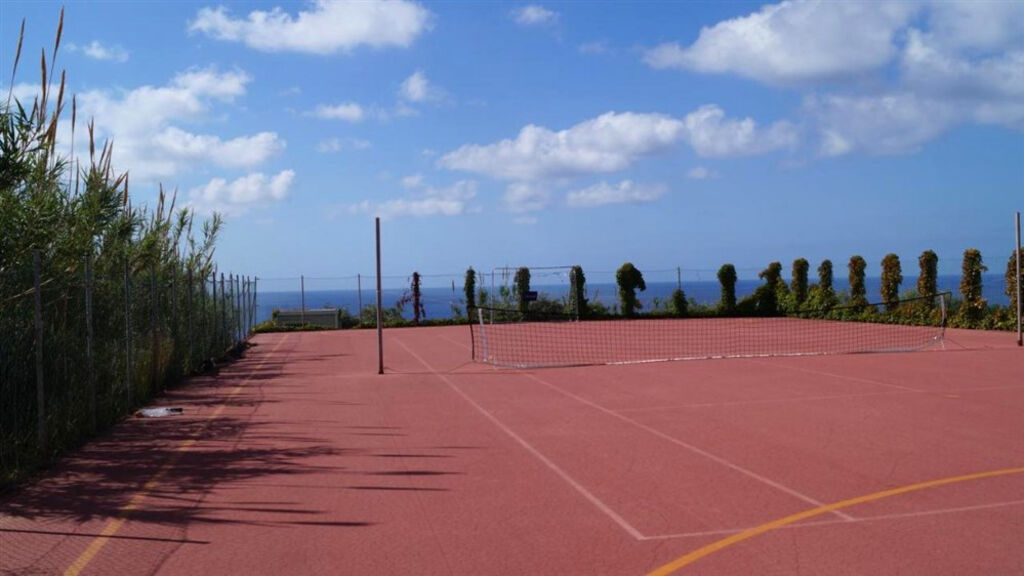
[958,248,987,326]
[791,258,809,306]
[464,267,476,317]
[739,261,784,316]
[880,253,902,311]
[411,271,424,323]
[514,266,531,313]
[1,14,247,486]
[917,250,938,308]
[848,255,868,309]
[1006,248,1023,316]
[615,262,646,317]
[717,264,737,315]
[569,265,588,318]
[671,288,688,317]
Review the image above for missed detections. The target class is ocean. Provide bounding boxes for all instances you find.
[253,274,1010,324]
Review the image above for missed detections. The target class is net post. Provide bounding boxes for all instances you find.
[376,217,384,375]
[300,274,306,326]
[1016,211,1021,346]
[477,307,488,363]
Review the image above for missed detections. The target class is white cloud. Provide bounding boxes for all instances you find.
[502,183,549,213]
[188,170,295,215]
[312,102,365,122]
[513,5,558,26]
[643,0,917,84]
[439,111,685,180]
[65,67,283,182]
[400,70,430,102]
[316,137,371,153]
[351,180,478,219]
[566,180,665,208]
[401,173,424,188]
[806,93,959,156]
[687,166,718,180]
[74,41,129,62]
[682,105,797,157]
[189,0,432,54]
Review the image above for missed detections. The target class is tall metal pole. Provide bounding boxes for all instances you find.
[1016,211,1021,347]
[300,275,306,325]
[357,273,362,316]
[376,217,384,375]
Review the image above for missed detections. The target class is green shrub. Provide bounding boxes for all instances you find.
[880,253,902,311]
[514,267,531,313]
[464,267,476,316]
[1005,248,1023,316]
[791,258,809,306]
[958,248,987,325]
[411,271,424,323]
[848,255,868,309]
[671,288,688,317]
[615,262,646,317]
[917,250,938,309]
[569,265,588,318]
[717,264,737,315]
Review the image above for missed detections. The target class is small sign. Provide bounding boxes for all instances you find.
[523,291,538,302]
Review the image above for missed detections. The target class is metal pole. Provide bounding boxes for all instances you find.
[376,217,384,375]
[358,273,363,317]
[301,275,306,326]
[253,276,259,331]
[151,262,159,392]
[220,273,226,351]
[33,251,46,453]
[1016,211,1021,346]
[85,253,96,432]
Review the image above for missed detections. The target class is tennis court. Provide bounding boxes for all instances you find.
[2,323,1023,575]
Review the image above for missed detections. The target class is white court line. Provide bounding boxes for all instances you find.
[641,498,1024,541]
[524,373,856,522]
[616,390,914,413]
[393,339,647,540]
[746,358,930,393]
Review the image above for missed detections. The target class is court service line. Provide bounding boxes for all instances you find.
[62,334,292,576]
[524,373,855,522]
[642,497,1024,541]
[746,358,928,393]
[393,338,646,540]
[616,389,913,413]
[645,466,1024,576]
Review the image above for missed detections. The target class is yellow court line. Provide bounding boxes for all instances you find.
[63,335,290,576]
[646,466,1024,576]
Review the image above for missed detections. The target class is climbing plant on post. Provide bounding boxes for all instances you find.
[411,272,425,323]
[917,250,938,308]
[717,264,737,315]
[1006,248,1024,319]
[464,267,476,318]
[616,262,646,317]
[848,255,868,310]
[514,267,531,314]
[569,265,588,318]
[958,249,987,326]
[791,258,809,307]
[880,253,902,311]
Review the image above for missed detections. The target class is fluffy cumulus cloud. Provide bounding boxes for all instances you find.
[189,0,432,54]
[350,180,478,219]
[683,105,797,157]
[188,170,295,215]
[439,112,685,180]
[399,70,443,103]
[512,5,558,26]
[643,0,916,84]
[644,0,1024,155]
[566,180,665,208]
[67,67,285,182]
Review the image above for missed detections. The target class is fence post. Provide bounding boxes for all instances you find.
[124,253,133,408]
[253,276,259,331]
[358,274,363,316]
[85,253,96,433]
[220,273,227,351]
[211,270,218,353]
[151,262,159,392]
[301,275,306,325]
[33,251,46,453]
[187,268,194,371]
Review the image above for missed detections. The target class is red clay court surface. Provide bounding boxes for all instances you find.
[2,325,1023,575]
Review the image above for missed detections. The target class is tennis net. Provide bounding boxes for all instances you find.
[470,292,949,368]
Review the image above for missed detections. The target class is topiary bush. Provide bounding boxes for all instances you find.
[569,265,588,318]
[791,258,809,307]
[464,267,476,317]
[880,253,902,311]
[717,264,737,315]
[917,250,938,308]
[958,248,987,326]
[1005,248,1023,318]
[514,266,531,313]
[616,262,646,317]
[671,288,688,317]
[848,255,868,310]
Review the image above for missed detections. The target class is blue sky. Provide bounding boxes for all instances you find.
[2,0,1022,286]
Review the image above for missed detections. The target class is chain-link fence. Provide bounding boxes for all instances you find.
[0,250,255,485]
